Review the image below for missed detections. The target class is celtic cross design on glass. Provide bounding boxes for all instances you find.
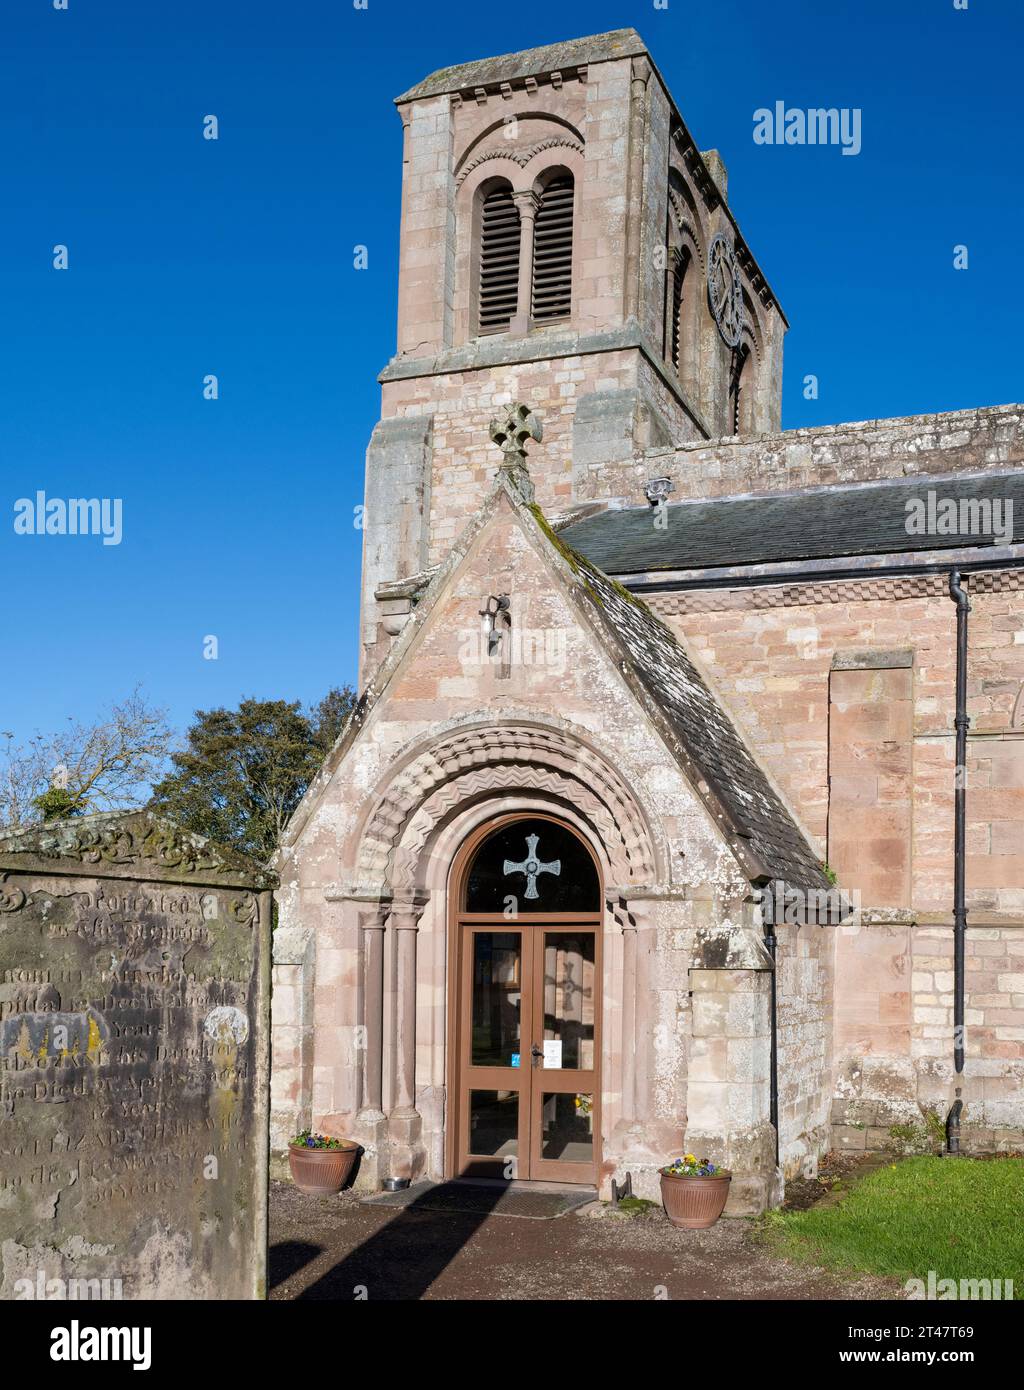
[503,833,561,900]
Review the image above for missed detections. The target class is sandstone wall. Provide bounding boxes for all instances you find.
[645,403,1024,502]
[654,568,1024,1149]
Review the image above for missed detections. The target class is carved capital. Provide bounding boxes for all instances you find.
[388,899,427,932]
[511,189,541,220]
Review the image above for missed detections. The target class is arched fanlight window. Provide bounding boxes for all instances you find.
[464,817,600,913]
[530,173,574,323]
[476,183,521,334]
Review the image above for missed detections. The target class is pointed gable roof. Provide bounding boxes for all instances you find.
[527,506,829,890]
[285,469,827,892]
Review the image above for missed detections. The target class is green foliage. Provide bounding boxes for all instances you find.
[1,686,172,830]
[309,687,354,756]
[888,1110,946,1156]
[149,687,355,863]
[615,1196,658,1215]
[31,786,85,822]
[767,1157,1024,1293]
[924,1109,947,1149]
[821,861,838,885]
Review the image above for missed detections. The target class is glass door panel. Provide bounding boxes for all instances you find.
[529,929,598,1183]
[458,927,530,1178]
[471,932,522,1067]
[456,920,599,1184]
[539,1092,594,1164]
[539,932,595,1070]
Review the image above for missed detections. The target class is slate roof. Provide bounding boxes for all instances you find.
[541,516,830,890]
[560,471,1024,576]
[395,29,646,103]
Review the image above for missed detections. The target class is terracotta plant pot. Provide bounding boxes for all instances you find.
[288,1141,359,1196]
[659,1169,732,1229]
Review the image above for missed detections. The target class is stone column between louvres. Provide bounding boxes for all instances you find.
[510,190,540,336]
[387,899,426,1178]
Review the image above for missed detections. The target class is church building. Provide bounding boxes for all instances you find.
[270,30,1024,1210]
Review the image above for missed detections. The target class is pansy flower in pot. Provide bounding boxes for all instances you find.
[659,1152,732,1229]
[287,1129,360,1196]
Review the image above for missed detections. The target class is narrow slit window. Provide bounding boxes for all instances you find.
[531,175,574,323]
[477,186,520,334]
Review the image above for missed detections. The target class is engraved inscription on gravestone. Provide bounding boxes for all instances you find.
[0,811,275,1300]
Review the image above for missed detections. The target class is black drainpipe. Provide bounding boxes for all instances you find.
[762,893,780,1168]
[947,570,971,1151]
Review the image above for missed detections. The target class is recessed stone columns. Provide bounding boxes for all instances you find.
[388,898,427,1179]
[352,905,388,1181]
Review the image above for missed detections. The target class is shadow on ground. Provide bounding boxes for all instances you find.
[289,1182,507,1300]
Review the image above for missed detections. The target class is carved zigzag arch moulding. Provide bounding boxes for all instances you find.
[350,723,661,894]
[666,189,707,279]
[390,766,635,895]
[455,136,585,188]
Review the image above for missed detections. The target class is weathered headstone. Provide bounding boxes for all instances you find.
[0,811,275,1300]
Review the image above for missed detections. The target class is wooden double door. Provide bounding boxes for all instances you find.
[453,916,600,1184]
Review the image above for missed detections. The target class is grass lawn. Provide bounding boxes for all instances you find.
[765,1157,1024,1296]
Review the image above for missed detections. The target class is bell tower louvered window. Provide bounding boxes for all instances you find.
[669,252,688,373]
[730,343,752,435]
[477,186,521,334]
[531,174,574,323]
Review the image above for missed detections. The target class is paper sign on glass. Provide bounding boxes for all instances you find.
[543,1039,562,1069]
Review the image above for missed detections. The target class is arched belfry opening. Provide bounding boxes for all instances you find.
[447,812,602,1184]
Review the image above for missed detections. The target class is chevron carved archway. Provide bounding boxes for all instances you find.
[353,724,659,895]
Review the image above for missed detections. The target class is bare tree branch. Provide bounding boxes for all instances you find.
[0,687,173,829]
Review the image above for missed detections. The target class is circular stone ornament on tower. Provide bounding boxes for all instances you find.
[707,232,743,347]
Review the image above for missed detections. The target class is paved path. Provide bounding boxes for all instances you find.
[269,1182,897,1301]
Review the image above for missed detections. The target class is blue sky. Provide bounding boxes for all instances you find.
[2,0,1021,754]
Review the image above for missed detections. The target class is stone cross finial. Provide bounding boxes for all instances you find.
[489,402,542,502]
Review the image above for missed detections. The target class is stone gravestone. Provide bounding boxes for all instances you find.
[0,811,275,1300]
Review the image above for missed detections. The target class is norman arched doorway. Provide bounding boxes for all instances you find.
[446,813,602,1185]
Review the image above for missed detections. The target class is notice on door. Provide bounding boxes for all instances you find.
[543,1039,562,1069]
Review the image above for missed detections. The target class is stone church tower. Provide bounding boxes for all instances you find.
[272,31,1024,1209]
[361,29,782,683]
